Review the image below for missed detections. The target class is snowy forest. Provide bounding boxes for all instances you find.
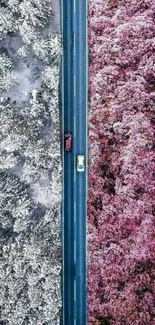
[0,1,62,324]
[88,0,155,324]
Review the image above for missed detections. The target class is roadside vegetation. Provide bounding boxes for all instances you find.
[88,1,155,324]
[0,1,62,324]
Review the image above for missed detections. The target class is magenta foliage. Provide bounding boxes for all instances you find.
[88,1,155,324]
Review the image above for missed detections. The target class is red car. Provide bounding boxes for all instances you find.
[64,132,72,152]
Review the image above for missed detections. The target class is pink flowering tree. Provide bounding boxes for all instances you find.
[88,1,155,324]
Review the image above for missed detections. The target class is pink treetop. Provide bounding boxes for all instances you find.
[88,0,155,324]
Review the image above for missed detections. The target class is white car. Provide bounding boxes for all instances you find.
[77,155,85,172]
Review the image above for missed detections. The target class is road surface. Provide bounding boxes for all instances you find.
[61,0,88,324]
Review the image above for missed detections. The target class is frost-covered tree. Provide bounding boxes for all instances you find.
[18,20,38,46]
[0,7,16,39]
[0,54,19,91]
[0,0,62,324]
[32,34,61,64]
[19,0,53,27]
[0,172,61,324]
[88,0,155,324]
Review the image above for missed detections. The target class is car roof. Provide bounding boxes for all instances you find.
[66,139,71,147]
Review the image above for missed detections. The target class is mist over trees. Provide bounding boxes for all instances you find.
[88,1,155,324]
[0,1,62,324]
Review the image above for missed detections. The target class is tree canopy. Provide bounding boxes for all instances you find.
[88,1,155,324]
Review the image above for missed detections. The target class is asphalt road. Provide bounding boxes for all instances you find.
[61,0,88,324]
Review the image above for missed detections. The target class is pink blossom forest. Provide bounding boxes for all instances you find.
[87,0,155,324]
